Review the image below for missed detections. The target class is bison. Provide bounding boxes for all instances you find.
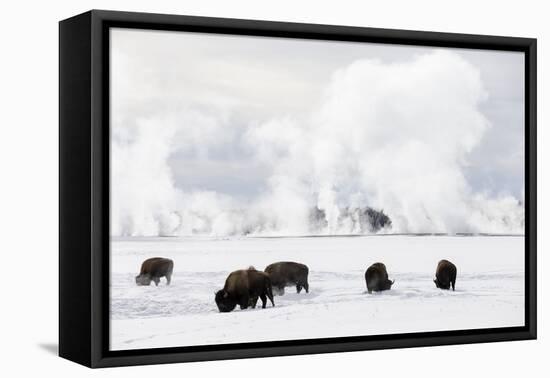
[215,267,275,312]
[434,259,457,291]
[264,261,309,295]
[135,257,174,286]
[365,262,394,293]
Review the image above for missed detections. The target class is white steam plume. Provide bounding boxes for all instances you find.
[111,50,524,237]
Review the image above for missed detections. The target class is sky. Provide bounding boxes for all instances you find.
[110,28,525,236]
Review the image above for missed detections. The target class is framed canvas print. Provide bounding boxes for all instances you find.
[59,10,536,368]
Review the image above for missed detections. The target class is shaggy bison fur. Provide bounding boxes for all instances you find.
[264,261,309,295]
[365,262,394,293]
[434,259,457,291]
[135,257,174,286]
[215,267,275,312]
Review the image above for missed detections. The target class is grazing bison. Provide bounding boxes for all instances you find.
[434,259,457,291]
[215,267,275,312]
[264,261,309,295]
[365,262,394,293]
[135,257,174,286]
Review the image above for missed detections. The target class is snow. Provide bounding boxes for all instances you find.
[110,235,525,350]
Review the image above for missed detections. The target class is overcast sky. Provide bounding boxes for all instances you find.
[109,28,525,235]
[111,28,524,198]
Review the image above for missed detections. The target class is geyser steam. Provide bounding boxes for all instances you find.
[111,50,524,237]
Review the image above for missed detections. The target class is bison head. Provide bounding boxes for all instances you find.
[215,290,237,312]
[433,278,450,290]
[381,279,395,290]
[135,274,152,286]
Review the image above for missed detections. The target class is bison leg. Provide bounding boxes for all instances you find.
[153,277,160,286]
[250,296,259,309]
[451,270,457,291]
[266,286,275,307]
[303,282,309,293]
[260,294,267,308]
[239,295,250,310]
[296,284,302,293]
[166,273,172,285]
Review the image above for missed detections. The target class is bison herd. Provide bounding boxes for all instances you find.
[135,257,458,312]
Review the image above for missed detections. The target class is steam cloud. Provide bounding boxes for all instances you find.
[111,50,524,237]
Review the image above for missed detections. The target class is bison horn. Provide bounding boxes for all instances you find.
[391,280,395,285]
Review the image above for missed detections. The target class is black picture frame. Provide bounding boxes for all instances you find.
[59,9,537,368]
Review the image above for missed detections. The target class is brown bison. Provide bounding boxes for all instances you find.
[135,257,174,286]
[365,262,394,293]
[264,261,309,295]
[215,267,275,312]
[434,259,457,291]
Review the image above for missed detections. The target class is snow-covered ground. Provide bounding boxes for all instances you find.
[110,235,524,350]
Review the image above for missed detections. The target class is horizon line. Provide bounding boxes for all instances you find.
[110,232,525,239]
